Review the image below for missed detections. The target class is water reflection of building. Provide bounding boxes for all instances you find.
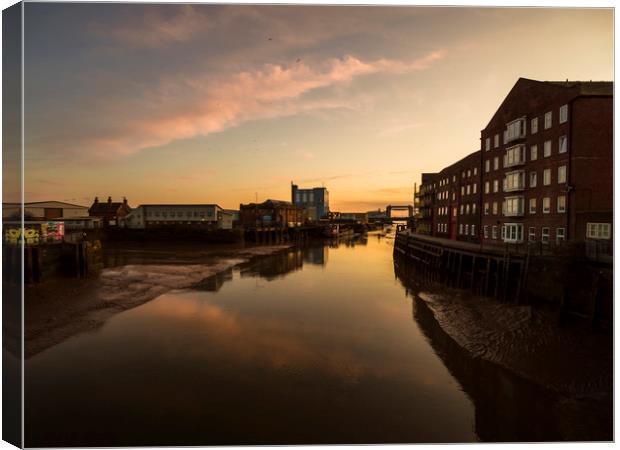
[240,245,335,281]
[241,248,305,281]
[303,246,328,266]
[393,260,612,442]
[194,269,234,292]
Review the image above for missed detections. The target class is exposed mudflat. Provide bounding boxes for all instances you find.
[415,289,612,399]
[25,243,293,357]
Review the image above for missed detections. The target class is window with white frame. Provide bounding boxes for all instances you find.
[472,203,477,214]
[544,111,552,129]
[484,225,489,238]
[466,185,471,195]
[460,205,464,215]
[492,202,498,215]
[494,134,499,148]
[492,226,498,239]
[530,144,538,161]
[504,196,524,216]
[462,171,466,178]
[473,167,478,175]
[452,192,456,201]
[485,159,490,173]
[557,195,566,212]
[559,135,567,154]
[504,144,526,167]
[466,204,470,214]
[485,181,490,193]
[528,227,536,242]
[505,117,526,143]
[493,156,499,170]
[473,183,477,194]
[531,117,538,134]
[461,186,465,196]
[543,168,551,185]
[504,170,525,192]
[471,224,476,236]
[493,179,499,193]
[556,227,566,243]
[503,223,524,243]
[484,202,490,215]
[559,104,568,124]
[529,198,536,214]
[485,137,491,151]
[543,197,551,213]
[529,171,537,188]
[465,224,469,235]
[459,224,463,234]
[587,223,611,239]
[541,227,550,243]
[467,169,471,177]
[453,175,456,182]
[544,140,552,157]
[558,165,567,184]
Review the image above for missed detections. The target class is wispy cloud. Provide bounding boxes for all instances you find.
[54,51,444,160]
[93,5,210,48]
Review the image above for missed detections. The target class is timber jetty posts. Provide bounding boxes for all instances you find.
[394,230,527,304]
[3,241,103,284]
[244,222,362,244]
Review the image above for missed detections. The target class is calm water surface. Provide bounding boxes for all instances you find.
[25,233,565,446]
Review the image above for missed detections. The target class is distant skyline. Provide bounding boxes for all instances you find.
[7,4,614,211]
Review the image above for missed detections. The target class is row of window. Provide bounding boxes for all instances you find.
[483,194,566,216]
[485,105,568,151]
[484,165,567,194]
[485,136,567,173]
[145,210,215,218]
[458,224,476,236]
[482,224,566,243]
[438,168,479,188]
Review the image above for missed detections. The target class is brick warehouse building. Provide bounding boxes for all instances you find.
[415,173,438,235]
[480,78,612,247]
[432,150,482,243]
[416,77,612,251]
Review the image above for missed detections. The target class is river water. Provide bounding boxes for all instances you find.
[25,232,577,446]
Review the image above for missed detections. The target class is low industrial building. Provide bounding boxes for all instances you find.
[239,199,304,228]
[120,204,229,229]
[3,201,102,231]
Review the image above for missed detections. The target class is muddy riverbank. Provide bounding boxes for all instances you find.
[394,258,612,440]
[25,243,293,358]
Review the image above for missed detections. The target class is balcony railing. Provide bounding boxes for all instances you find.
[503,184,525,193]
[503,209,524,217]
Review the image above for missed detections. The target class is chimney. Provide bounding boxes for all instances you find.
[123,197,128,205]
[94,196,99,205]
[107,196,112,204]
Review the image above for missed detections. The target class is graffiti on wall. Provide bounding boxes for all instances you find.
[3,222,65,245]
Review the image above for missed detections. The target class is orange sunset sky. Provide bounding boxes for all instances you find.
[9,4,613,211]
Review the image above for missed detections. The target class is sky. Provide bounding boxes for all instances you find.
[9,4,614,211]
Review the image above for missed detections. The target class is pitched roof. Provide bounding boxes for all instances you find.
[483,77,613,131]
[25,201,89,209]
[89,202,126,213]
